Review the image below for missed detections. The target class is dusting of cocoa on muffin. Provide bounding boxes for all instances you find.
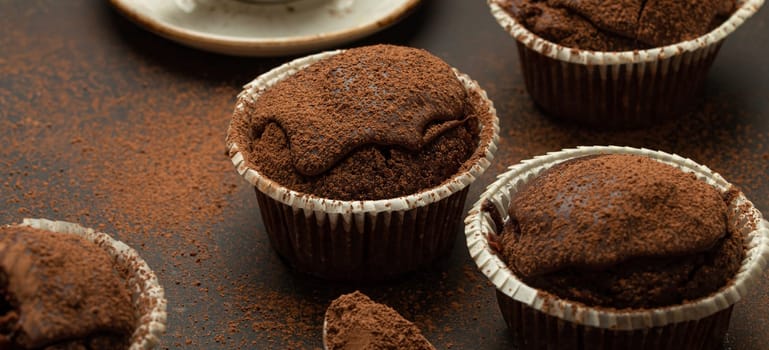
[498,0,736,51]
[495,154,744,309]
[0,226,135,349]
[229,45,486,200]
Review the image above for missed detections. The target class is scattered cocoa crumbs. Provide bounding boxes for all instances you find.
[0,8,250,347]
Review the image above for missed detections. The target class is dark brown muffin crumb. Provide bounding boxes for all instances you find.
[229,45,486,200]
[325,291,434,350]
[496,154,744,309]
[0,226,136,349]
[498,0,736,50]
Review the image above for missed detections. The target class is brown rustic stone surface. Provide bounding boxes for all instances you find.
[0,0,767,349]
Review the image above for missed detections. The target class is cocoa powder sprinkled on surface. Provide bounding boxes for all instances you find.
[1,1,768,349]
[0,6,249,347]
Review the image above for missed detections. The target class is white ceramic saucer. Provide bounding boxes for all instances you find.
[110,0,421,56]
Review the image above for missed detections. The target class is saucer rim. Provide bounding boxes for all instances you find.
[109,0,422,56]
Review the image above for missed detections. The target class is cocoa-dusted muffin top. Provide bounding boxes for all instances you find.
[325,291,434,350]
[229,44,490,200]
[498,0,736,51]
[0,226,136,349]
[494,154,744,309]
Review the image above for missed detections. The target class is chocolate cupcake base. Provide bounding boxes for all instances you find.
[465,146,769,350]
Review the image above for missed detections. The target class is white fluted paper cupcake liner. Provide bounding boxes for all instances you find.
[226,49,499,280]
[465,146,769,347]
[14,218,167,350]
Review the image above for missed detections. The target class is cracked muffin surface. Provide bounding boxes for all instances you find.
[494,154,744,309]
[498,0,736,51]
[228,45,489,201]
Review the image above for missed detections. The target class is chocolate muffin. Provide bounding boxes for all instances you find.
[324,291,434,350]
[0,226,136,349]
[230,44,482,201]
[495,154,744,309]
[488,0,763,128]
[499,0,736,51]
[468,147,768,349]
[227,45,498,280]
